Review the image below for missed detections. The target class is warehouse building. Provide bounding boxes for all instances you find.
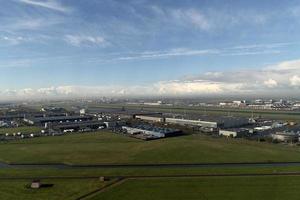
[51,121,106,132]
[24,115,93,126]
[165,118,218,128]
[271,131,299,143]
[164,116,248,129]
[219,128,249,138]
[122,125,182,139]
[135,115,165,123]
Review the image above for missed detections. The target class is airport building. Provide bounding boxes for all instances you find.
[271,131,299,143]
[135,115,165,123]
[219,128,249,138]
[24,115,93,126]
[165,118,218,128]
[164,116,248,129]
[122,125,182,139]
[50,120,106,132]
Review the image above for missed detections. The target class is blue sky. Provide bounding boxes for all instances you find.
[1,0,300,99]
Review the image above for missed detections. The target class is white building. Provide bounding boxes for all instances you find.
[80,109,86,115]
[272,132,299,142]
[219,129,248,138]
[122,126,164,138]
[135,115,164,123]
[165,118,218,128]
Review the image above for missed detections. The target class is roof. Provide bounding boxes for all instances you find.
[28,115,93,123]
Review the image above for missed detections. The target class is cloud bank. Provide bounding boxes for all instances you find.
[1,59,300,100]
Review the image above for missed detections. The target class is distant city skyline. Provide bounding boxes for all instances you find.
[1,0,300,100]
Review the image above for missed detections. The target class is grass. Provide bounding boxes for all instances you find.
[0,131,300,199]
[90,176,300,200]
[1,165,300,178]
[0,126,41,135]
[0,178,106,200]
[0,131,300,164]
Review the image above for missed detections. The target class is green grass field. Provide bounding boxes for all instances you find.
[0,126,41,135]
[0,131,300,164]
[0,132,300,199]
[90,176,300,200]
[0,178,107,200]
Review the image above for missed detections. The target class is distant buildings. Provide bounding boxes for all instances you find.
[271,131,299,143]
[217,99,293,110]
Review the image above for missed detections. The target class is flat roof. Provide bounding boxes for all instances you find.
[28,115,93,123]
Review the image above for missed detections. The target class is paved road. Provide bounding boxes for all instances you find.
[1,171,300,180]
[2,161,300,169]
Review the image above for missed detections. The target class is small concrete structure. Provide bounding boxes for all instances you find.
[30,180,41,189]
[99,176,109,182]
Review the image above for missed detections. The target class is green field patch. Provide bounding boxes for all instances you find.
[0,178,107,200]
[90,176,300,200]
[0,126,41,135]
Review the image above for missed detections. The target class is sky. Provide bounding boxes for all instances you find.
[1,0,300,100]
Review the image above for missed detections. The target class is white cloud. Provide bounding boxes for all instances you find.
[117,48,218,60]
[10,18,64,30]
[268,59,300,71]
[290,75,300,86]
[64,35,107,47]
[222,50,281,56]
[18,0,70,13]
[0,35,28,45]
[113,42,292,61]
[154,80,242,95]
[264,79,278,88]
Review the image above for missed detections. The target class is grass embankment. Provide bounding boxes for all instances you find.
[0,131,300,164]
[0,126,41,135]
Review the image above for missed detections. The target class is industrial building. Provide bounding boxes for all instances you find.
[164,116,248,129]
[165,118,218,128]
[219,128,249,138]
[135,115,165,123]
[50,120,106,132]
[122,125,182,140]
[271,131,299,143]
[24,115,93,126]
[134,114,249,131]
